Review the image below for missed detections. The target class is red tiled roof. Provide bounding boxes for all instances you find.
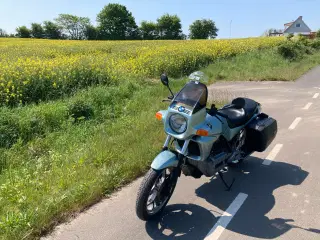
[284,22,293,26]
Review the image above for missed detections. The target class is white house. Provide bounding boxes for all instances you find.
[283,16,312,36]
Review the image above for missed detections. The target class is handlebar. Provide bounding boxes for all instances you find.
[207,104,229,120]
[162,95,175,102]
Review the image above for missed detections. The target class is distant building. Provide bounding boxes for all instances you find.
[269,30,283,37]
[283,16,312,36]
[268,16,315,38]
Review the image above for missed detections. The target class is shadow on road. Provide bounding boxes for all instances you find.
[145,156,319,239]
[196,156,315,239]
[145,203,215,239]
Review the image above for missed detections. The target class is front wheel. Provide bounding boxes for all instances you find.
[136,168,179,221]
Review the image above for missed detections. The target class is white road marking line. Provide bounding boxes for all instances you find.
[302,102,312,110]
[313,93,319,99]
[288,117,302,130]
[205,193,248,240]
[263,144,283,165]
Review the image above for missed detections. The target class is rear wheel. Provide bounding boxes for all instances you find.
[136,168,178,221]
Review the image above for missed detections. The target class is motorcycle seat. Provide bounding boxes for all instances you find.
[218,98,259,128]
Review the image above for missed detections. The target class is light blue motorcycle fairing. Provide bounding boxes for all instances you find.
[151,150,179,170]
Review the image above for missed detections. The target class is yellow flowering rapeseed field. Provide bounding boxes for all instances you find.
[0,37,284,106]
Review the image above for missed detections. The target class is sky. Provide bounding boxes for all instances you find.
[0,0,319,38]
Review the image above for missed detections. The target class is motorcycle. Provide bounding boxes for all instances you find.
[136,71,277,220]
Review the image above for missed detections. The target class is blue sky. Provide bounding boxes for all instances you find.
[0,0,319,38]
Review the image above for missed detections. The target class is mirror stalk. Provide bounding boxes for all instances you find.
[167,85,174,99]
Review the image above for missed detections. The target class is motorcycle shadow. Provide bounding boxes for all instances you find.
[195,156,317,239]
[146,156,318,239]
[145,203,215,240]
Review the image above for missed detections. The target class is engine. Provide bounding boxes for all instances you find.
[182,137,230,177]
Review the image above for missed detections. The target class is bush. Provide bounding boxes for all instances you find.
[311,39,320,49]
[0,113,19,148]
[277,41,305,60]
[286,33,294,40]
[297,35,312,47]
[277,38,317,60]
[68,100,94,122]
[297,34,307,41]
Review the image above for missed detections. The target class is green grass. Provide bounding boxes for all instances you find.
[0,79,187,240]
[203,48,320,81]
[1,47,320,240]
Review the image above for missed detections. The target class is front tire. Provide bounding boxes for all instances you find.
[136,168,178,221]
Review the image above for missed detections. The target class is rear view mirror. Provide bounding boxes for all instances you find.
[160,73,174,99]
[160,74,169,86]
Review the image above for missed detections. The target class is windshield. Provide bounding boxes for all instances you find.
[188,71,208,83]
[172,81,208,111]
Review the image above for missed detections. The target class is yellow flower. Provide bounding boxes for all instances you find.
[0,37,285,106]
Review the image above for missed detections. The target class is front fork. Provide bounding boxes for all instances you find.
[162,135,190,176]
[162,135,172,151]
[162,135,190,155]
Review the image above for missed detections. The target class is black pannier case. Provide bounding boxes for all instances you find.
[245,113,278,152]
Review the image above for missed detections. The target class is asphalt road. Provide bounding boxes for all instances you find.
[44,66,320,240]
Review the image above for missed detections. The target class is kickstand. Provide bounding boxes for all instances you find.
[218,172,235,191]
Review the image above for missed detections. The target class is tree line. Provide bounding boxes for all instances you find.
[0,3,218,40]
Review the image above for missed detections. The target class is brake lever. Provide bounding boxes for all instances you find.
[168,95,174,100]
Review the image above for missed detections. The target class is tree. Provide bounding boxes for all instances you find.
[139,21,158,40]
[181,33,187,40]
[0,28,8,37]
[31,23,44,38]
[316,29,320,38]
[97,3,138,40]
[55,14,91,40]
[189,19,218,39]
[43,21,62,39]
[157,14,183,40]
[16,26,31,38]
[85,25,98,40]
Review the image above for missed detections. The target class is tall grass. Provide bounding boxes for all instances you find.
[203,48,320,81]
[0,81,176,239]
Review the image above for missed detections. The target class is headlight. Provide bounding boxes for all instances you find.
[169,114,187,134]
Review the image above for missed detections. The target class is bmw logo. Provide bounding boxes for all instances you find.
[178,106,185,112]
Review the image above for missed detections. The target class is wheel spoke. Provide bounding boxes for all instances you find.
[145,168,176,214]
[147,202,154,211]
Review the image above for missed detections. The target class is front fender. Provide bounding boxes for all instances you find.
[151,150,179,170]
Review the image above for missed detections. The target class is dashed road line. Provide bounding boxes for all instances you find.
[313,93,319,99]
[262,144,283,165]
[288,117,302,130]
[204,193,248,240]
[302,102,312,110]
